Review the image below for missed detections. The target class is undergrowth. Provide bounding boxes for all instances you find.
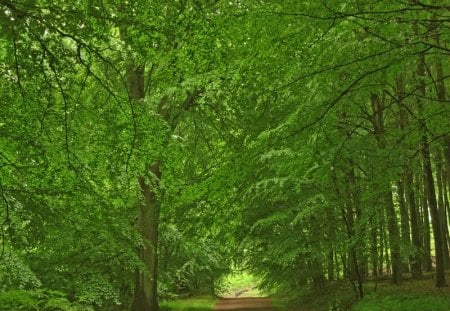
[281,274,450,311]
[0,289,91,311]
[352,294,450,311]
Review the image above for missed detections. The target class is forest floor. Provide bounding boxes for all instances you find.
[282,272,450,310]
[162,272,450,310]
[214,297,275,310]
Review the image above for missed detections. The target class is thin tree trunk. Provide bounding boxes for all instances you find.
[431,12,450,264]
[326,204,335,281]
[436,151,450,268]
[370,93,402,284]
[334,251,341,280]
[421,180,433,272]
[383,224,391,277]
[327,249,334,281]
[444,178,450,264]
[397,87,423,278]
[404,169,423,279]
[431,11,450,193]
[344,173,356,281]
[378,210,386,277]
[371,218,378,278]
[332,166,364,298]
[420,129,446,286]
[347,167,365,284]
[385,190,401,283]
[444,175,450,239]
[416,50,446,287]
[397,180,411,273]
[444,135,450,191]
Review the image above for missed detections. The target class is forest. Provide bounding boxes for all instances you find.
[0,1,449,310]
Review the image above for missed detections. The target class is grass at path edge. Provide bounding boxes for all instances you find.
[160,296,217,311]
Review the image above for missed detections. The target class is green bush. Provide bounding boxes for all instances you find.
[0,252,42,291]
[0,289,39,311]
[0,289,92,311]
[75,275,120,308]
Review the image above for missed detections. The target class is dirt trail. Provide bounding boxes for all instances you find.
[214,297,275,310]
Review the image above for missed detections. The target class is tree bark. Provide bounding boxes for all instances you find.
[444,136,450,191]
[397,92,423,278]
[370,93,402,284]
[404,169,423,279]
[444,175,450,242]
[370,218,378,278]
[431,11,450,192]
[327,249,334,281]
[397,180,411,272]
[430,12,450,267]
[378,211,386,277]
[133,169,161,311]
[125,63,161,311]
[420,129,446,287]
[332,165,363,298]
[416,50,446,287]
[420,178,433,272]
[435,151,450,268]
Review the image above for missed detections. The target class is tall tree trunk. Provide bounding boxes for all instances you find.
[370,217,378,278]
[397,180,411,272]
[326,209,335,282]
[444,178,450,267]
[385,190,401,283]
[444,135,450,191]
[334,251,341,280]
[431,10,450,192]
[325,199,336,281]
[431,12,450,264]
[134,171,161,311]
[420,128,446,287]
[420,180,433,272]
[126,63,161,311]
[347,167,365,284]
[404,169,423,279]
[370,93,402,284]
[382,222,391,276]
[332,166,363,298]
[444,176,450,239]
[416,50,446,287]
[378,211,386,277]
[333,109,365,297]
[396,81,423,278]
[327,248,334,281]
[435,151,450,268]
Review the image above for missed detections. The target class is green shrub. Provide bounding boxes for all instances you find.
[75,275,120,308]
[0,289,39,311]
[44,297,74,311]
[0,252,42,291]
[0,289,93,311]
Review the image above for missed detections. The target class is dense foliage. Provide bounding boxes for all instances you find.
[1,0,449,310]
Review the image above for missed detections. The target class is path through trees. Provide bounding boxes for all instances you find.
[214,298,275,311]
